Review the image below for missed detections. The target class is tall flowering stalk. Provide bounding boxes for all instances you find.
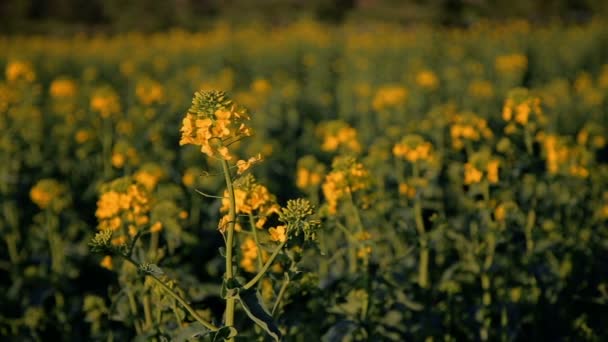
[178,90,319,340]
[179,90,254,333]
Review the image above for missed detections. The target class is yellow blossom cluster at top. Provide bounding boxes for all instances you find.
[90,86,121,118]
[322,156,371,215]
[463,150,500,185]
[179,90,254,162]
[268,225,287,243]
[393,134,434,163]
[95,177,159,246]
[537,133,591,178]
[502,88,545,133]
[111,141,139,169]
[317,120,361,153]
[49,78,77,98]
[6,60,36,83]
[468,79,494,99]
[219,174,280,231]
[450,112,493,150]
[372,85,408,112]
[415,70,440,90]
[30,179,70,212]
[135,78,165,105]
[495,53,528,74]
[354,231,372,258]
[133,163,166,191]
[576,124,607,150]
[296,155,326,191]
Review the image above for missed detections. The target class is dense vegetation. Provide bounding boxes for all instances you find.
[1,19,608,340]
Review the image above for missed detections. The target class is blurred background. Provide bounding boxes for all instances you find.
[2,0,608,34]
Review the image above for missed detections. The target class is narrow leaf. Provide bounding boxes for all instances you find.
[236,288,281,341]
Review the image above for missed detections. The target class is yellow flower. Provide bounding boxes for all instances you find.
[317,121,361,153]
[91,87,120,118]
[75,130,91,144]
[100,256,113,270]
[30,187,52,209]
[30,179,69,212]
[236,154,262,175]
[393,135,433,163]
[398,182,417,199]
[50,78,77,98]
[269,225,287,243]
[112,153,125,168]
[135,78,164,105]
[6,60,36,82]
[372,85,408,111]
[464,163,483,185]
[495,54,527,74]
[468,80,494,98]
[322,156,370,215]
[494,204,507,221]
[96,177,153,246]
[150,221,163,233]
[180,90,255,162]
[486,160,500,184]
[416,70,439,90]
[240,238,258,273]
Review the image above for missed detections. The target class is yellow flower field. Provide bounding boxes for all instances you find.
[1,19,608,340]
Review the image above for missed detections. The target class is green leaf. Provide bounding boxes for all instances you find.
[236,288,281,341]
[212,326,238,342]
[171,322,212,342]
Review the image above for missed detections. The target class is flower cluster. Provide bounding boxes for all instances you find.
[576,123,606,150]
[95,177,158,246]
[415,70,439,90]
[495,53,528,74]
[179,90,253,161]
[463,150,500,185]
[240,237,259,273]
[135,78,165,105]
[6,60,36,83]
[30,179,70,212]
[393,134,434,163]
[219,174,279,231]
[316,120,361,153]
[49,78,77,99]
[296,155,326,191]
[133,163,166,191]
[90,86,121,118]
[502,88,545,132]
[277,198,320,242]
[537,134,591,178]
[322,156,371,215]
[450,112,493,150]
[372,85,408,111]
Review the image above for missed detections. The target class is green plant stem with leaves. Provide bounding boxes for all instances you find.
[413,163,428,289]
[220,159,237,337]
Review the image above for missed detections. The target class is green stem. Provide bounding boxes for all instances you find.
[102,117,113,179]
[525,209,536,255]
[122,257,218,331]
[126,290,142,334]
[248,214,264,271]
[147,273,218,331]
[143,295,153,330]
[5,233,19,265]
[413,163,428,289]
[271,274,290,317]
[221,159,237,333]
[243,240,286,290]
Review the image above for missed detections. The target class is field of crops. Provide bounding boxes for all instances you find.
[2,20,608,341]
